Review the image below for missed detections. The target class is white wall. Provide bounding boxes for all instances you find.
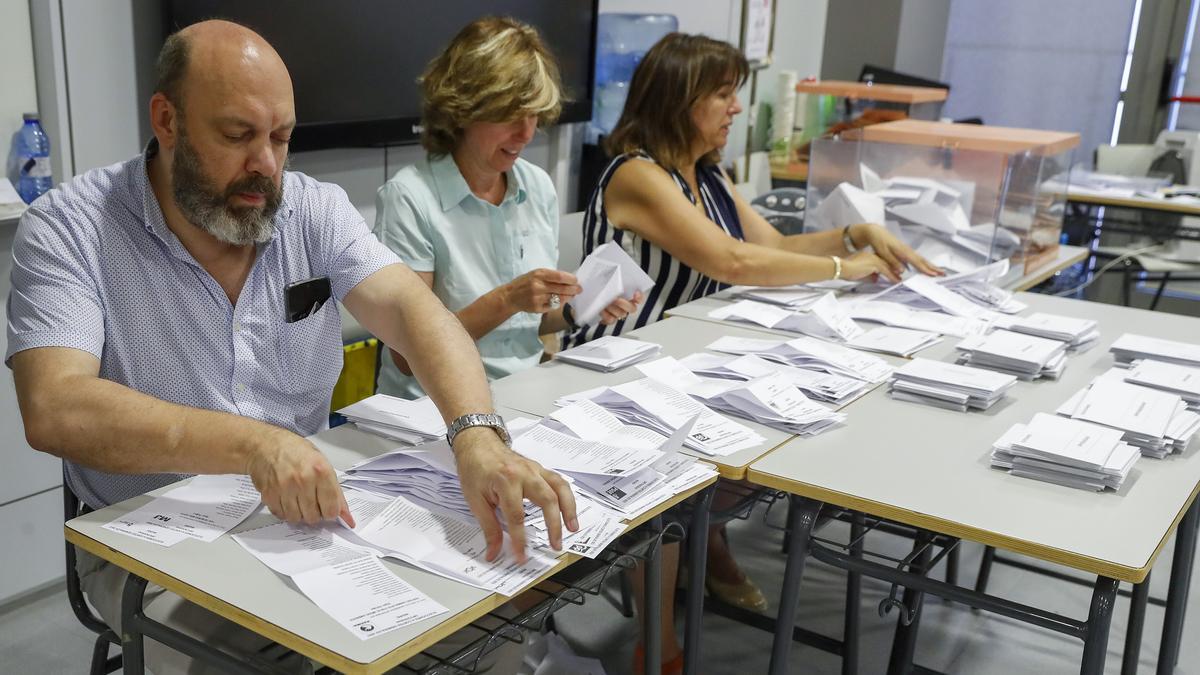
[757,0,829,139]
[1,0,38,181]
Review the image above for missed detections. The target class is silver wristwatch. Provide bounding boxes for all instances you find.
[446,412,511,448]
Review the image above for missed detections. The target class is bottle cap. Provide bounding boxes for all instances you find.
[23,112,39,121]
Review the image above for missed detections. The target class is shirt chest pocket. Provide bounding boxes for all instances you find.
[278,302,343,398]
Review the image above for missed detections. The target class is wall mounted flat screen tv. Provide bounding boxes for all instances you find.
[167,1,597,152]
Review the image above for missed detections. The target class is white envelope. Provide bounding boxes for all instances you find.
[569,242,655,325]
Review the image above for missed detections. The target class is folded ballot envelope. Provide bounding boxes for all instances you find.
[569,242,655,325]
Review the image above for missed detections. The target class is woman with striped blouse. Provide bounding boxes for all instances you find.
[570,33,941,674]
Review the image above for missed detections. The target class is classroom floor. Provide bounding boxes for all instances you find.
[2,505,1197,675]
[4,265,1200,675]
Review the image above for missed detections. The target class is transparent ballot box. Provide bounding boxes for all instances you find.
[796,80,948,144]
[804,120,1080,278]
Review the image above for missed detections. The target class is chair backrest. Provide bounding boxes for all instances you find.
[558,210,587,271]
[62,466,112,636]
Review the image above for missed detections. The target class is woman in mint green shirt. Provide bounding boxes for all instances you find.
[374,17,639,398]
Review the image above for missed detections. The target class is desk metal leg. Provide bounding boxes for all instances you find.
[886,533,933,675]
[1158,498,1200,674]
[644,515,663,675]
[1121,574,1151,675]
[768,496,822,675]
[120,575,150,675]
[1150,272,1172,311]
[683,485,714,675]
[843,512,864,675]
[1081,577,1120,675]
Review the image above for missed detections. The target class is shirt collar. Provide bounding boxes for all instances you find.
[429,152,527,212]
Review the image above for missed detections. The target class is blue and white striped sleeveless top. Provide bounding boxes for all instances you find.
[564,152,745,347]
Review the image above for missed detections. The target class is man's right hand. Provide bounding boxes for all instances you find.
[502,268,582,314]
[246,429,353,527]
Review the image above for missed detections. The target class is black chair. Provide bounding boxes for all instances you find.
[63,468,123,675]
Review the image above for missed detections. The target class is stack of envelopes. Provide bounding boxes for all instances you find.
[955,329,1068,380]
[728,285,828,309]
[889,357,1016,411]
[555,376,766,456]
[991,413,1140,491]
[1056,376,1200,458]
[706,335,893,383]
[554,335,662,372]
[1000,312,1100,351]
[1110,333,1200,367]
[337,394,446,445]
[1123,359,1200,409]
[844,325,942,357]
[678,352,871,406]
[635,356,845,436]
[708,295,864,342]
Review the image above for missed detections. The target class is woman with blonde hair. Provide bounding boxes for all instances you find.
[569,33,941,674]
[374,16,639,398]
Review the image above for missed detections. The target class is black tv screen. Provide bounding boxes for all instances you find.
[167,1,597,152]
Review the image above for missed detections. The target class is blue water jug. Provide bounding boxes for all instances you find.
[15,113,52,204]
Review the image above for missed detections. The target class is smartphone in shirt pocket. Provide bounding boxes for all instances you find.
[285,276,332,323]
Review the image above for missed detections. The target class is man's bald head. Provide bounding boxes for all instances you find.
[154,20,291,112]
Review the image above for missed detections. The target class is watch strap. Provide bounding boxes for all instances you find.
[446,412,511,448]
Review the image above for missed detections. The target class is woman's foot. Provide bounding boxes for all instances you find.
[705,570,769,613]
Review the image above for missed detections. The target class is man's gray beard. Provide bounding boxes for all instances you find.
[171,130,283,246]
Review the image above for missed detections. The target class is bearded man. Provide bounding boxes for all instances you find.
[6,20,575,673]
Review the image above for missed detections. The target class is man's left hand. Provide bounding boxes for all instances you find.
[453,427,579,563]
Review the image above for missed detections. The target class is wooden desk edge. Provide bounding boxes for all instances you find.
[1011,247,1089,292]
[64,474,716,675]
[745,469,1200,584]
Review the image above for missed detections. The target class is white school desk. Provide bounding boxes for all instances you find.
[65,408,716,675]
[748,292,1200,674]
[492,316,896,480]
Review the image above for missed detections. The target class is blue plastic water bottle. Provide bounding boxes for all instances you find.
[15,113,52,204]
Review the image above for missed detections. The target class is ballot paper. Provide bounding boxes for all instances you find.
[843,299,990,338]
[990,414,1140,491]
[636,356,844,436]
[939,260,1027,314]
[706,334,893,383]
[708,295,865,342]
[103,475,261,547]
[896,275,1000,321]
[998,312,1100,351]
[678,352,871,406]
[348,491,561,596]
[889,358,1016,411]
[233,522,447,639]
[846,326,941,357]
[956,330,1068,381]
[728,285,828,309]
[808,182,885,230]
[1056,377,1199,458]
[557,377,765,456]
[513,423,664,476]
[1125,359,1200,408]
[338,395,446,445]
[1110,333,1200,367]
[569,242,655,325]
[554,335,662,372]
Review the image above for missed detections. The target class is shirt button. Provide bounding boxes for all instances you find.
[233,321,244,332]
[236,383,247,393]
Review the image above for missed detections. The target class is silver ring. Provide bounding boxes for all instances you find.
[548,293,561,310]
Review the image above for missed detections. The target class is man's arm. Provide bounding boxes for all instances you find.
[344,262,578,562]
[11,346,352,527]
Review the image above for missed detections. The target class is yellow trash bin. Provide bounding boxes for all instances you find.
[331,338,380,412]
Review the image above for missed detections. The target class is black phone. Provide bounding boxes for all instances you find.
[285,276,332,323]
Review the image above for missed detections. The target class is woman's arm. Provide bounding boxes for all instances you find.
[605,160,894,286]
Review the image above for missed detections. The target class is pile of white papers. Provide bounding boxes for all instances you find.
[103,474,262,547]
[554,335,662,372]
[678,352,871,406]
[991,413,1140,491]
[845,326,941,357]
[569,242,655,325]
[999,312,1100,351]
[727,285,827,309]
[955,330,1068,381]
[708,294,864,342]
[556,377,765,456]
[707,335,894,383]
[1124,359,1200,409]
[1057,376,1200,458]
[936,259,1027,314]
[635,357,845,436]
[844,299,991,338]
[337,395,446,445]
[1110,333,1200,367]
[233,521,448,639]
[889,358,1016,411]
[866,274,1003,322]
[534,400,718,521]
